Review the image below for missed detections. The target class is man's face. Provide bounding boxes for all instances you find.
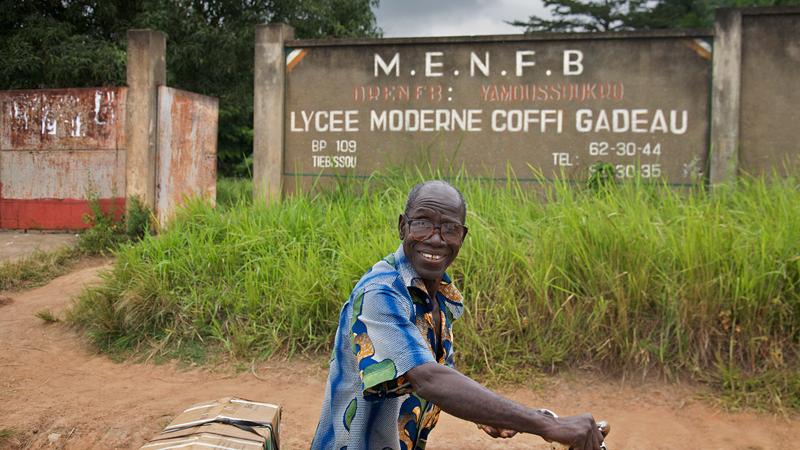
[398,184,466,282]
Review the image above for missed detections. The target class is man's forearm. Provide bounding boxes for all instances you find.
[406,362,558,440]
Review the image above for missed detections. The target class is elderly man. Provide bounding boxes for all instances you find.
[311,180,604,450]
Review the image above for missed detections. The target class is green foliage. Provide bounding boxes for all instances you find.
[628,0,717,29]
[78,195,153,254]
[78,195,126,255]
[1,0,381,174]
[216,177,254,208]
[0,1,128,88]
[510,0,649,32]
[69,172,800,410]
[511,0,800,32]
[125,196,153,241]
[586,162,617,192]
[36,308,60,323]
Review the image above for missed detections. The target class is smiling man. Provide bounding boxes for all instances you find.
[311,180,604,450]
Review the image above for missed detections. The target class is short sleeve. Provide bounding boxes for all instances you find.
[349,286,435,400]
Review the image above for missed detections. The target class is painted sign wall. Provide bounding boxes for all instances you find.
[0,88,126,229]
[283,32,713,189]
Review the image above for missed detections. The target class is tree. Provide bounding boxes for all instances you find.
[133,0,382,175]
[508,0,650,32]
[0,0,130,88]
[510,0,800,32]
[0,0,382,175]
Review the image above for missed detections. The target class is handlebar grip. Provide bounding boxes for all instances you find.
[598,420,610,438]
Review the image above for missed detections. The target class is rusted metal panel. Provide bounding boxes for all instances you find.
[156,86,218,225]
[0,87,126,151]
[0,150,126,229]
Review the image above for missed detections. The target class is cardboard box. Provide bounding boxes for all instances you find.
[140,397,281,450]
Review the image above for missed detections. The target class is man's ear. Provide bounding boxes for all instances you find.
[398,214,406,239]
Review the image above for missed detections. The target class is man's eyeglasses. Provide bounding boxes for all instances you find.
[404,217,468,244]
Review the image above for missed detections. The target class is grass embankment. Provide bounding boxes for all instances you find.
[69,175,800,410]
[0,235,114,292]
[216,177,253,207]
[0,246,80,291]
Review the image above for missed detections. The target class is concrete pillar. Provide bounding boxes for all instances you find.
[253,24,294,203]
[709,9,742,185]
[126,29,166,209]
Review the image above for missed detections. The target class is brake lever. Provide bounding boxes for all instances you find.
[538,409,610,450]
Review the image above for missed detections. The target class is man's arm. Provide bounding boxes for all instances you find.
[406,362,604,450]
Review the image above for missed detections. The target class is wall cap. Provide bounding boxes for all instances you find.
[719,6,800,16]
[285,29,713,48]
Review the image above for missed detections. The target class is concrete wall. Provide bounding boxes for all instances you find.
[0,88,127,229]
[738,8,800,176]
[254,24,293,202]
[126,30,166,212]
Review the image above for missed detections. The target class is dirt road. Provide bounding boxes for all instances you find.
[1,261,798,449]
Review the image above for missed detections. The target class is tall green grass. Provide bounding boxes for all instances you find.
[68,173,800,410]
[216,177,253,208]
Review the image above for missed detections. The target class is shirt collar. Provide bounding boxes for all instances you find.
[393,245,461,304]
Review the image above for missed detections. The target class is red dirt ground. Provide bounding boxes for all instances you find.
[1,261,798,449]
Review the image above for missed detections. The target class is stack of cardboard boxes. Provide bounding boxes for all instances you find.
[139,397,280,450]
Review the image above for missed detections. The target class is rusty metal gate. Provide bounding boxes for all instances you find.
[156,87,218,226]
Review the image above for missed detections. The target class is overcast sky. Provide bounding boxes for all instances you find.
[374,0,551,37]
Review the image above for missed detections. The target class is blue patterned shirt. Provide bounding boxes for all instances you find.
[311,245,464,450]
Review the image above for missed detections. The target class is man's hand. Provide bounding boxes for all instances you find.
[407,363,605,450]
[547,413,604,450]
[476,423,517,439]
